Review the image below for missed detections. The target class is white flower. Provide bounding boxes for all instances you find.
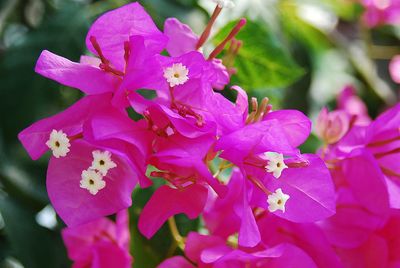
[264,152,288,179]
[45,129,71,158]
[80,169,106,195]
[165,126,175,136]
[267,188,290,213]
[90,150,117,176]
[213,0,235,8]
[163,63,189,87]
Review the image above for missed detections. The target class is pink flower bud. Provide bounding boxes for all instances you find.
[389,55,400,84]
[316,107,350,144]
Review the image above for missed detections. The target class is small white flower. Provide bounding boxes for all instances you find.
[267,188,290,213]
[163,63,189,87]
[80,169,106,195]
[212,0,235,9]
[264,152,288,179]
[45,129,71,158]
[90,150,117,176]
[165,126,175,136]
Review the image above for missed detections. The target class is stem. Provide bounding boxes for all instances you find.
[168,217,185,251]
[208,18,247,60]
[196,6,222,49]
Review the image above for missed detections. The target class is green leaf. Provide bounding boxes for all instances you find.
[0,196,70,268]
[214,19,304,90]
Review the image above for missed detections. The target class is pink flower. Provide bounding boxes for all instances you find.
[337,85,371,126]
[19,96,148,226]
[389,55,400,84]
[35,3,167,99]
[316,107,350,144]
[361,0,400,27]
[62,210,133,268]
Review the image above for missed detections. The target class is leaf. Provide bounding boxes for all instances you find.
[0,195,70,268]
[214,19,304,90]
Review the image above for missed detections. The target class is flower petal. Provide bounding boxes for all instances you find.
[35,50,118,94]
[47,140,137,226]
[138,184,208,238]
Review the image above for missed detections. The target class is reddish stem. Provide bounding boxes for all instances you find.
[208,18,247,60]
[196,6,222,49]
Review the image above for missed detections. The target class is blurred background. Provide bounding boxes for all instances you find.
[0,0,399,267]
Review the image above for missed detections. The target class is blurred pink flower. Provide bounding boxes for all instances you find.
[62,210,133,268]
[361,0,400,27]
[389,55,400,84]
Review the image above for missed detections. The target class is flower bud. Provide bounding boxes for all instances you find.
[316,107,350,144]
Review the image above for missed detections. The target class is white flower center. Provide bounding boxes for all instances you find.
[90,150,117,176]
[80,169,106,195]
[46,129,71,158]
[264,151,288,179]
[267,188,290,213]
[163,63,189,87]
[212,0,235,8]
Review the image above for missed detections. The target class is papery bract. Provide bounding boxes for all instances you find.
[138,184,208,238]
[47,140,138,226]
[86,2,167,71]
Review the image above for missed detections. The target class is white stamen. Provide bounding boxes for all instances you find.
[163,63,189,87]
[90,150,117,176]
[80,169,106,195]
[267,188,290,213]
[212,0,235,8]
[46,129,71,158]
[264,152,288,179]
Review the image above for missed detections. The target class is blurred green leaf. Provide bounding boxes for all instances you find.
[0,195,69,268]
[299,133,323,153]
[214,19,304,90]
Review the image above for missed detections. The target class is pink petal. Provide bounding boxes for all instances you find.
[319,188,387,249]
[138,184,208,238]
[47,140,137,226]
[18,94,112,160]
[342,148,390,214]
[35,50,119,94]
[185,232,226,264]
[85,3,167,71]
[390,55,400,83]
[157,256,195,268]
[265,154,336,222]
[164,18,198,57]
[91,241,132,268]
[263,110,311,147]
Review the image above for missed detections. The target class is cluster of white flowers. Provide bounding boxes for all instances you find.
[80,150,117,195]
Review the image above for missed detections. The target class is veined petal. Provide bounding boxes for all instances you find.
[164,18,198,57]
[263,110,311,147]
[138,184,208,238]
[85,2,167,71]
[47,140,137,226]
[35,50,119,95]
[18,94,112,160]
[265,154,336,222]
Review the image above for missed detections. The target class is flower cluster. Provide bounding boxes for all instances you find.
[23,2,400,267]
[314,86,400,266]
